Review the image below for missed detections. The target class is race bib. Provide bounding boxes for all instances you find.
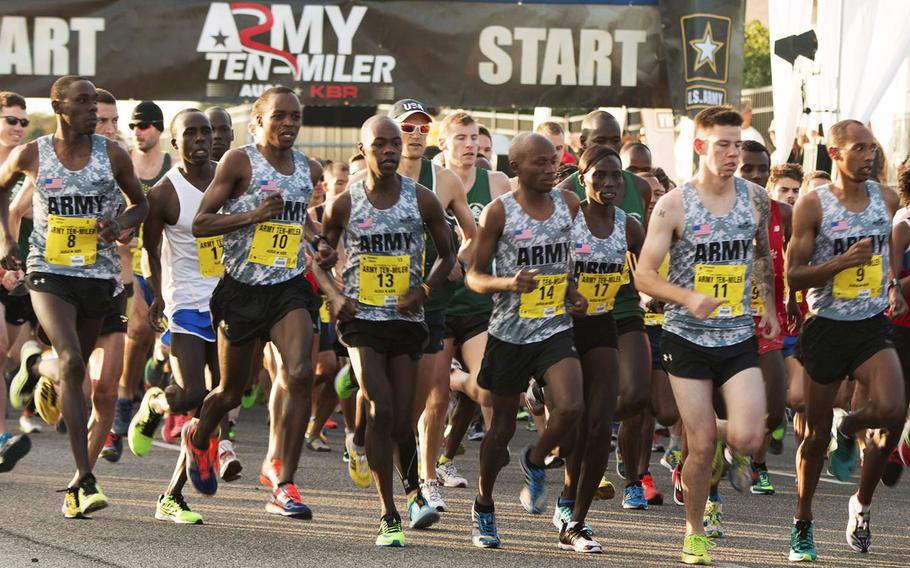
[318,294,331,323]
[247,222,301,268]
[694,264,746,318]
[196,236,224,278]
[578,272,623,314]
[45,215,97,267]
[644,311,664,326]
[750,284,764,316]
[359,254,410,307]
[131,226,143,274]
[833,255,882,299]
[519,274,567,318]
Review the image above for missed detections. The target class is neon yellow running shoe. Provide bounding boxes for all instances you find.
[78,473,109,515]
[346,439,371,488]
[61,487,85,519]
[681,533,717,565]
[595,476,616,500]
[375,514,405,547]
[128,387,165,457]
[156,493,203,524]
[34,376,60,425]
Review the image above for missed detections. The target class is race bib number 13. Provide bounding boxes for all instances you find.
[359,255,410,307]
[45,215,97,267]
[694,264,746,318]
[520,274,567,318]
[248,222,301,268]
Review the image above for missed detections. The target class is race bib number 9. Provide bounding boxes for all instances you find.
[197,236,225,278]
[248,222,301,268]
[578,272,623,314]
[833,255,882,299]
[45,215,97,267]
[520,274,567,318]
[694,264,746,318]
[359,254,409,307]
[750,284,764,316]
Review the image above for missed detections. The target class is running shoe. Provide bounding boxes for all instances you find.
[0,432,31,472]
[218,440,242,482]
[333,362,357,399]
[324,417,338,429]
[164,413,189,444]
[9,340,42,409]
[751,463,775,495]
[724,447,752,492]
[516,408,530,421]
[615,445,626,479]
[259,458,280,488]
[681,533,716,565]
[673,462,685,505]
[156,493,203,524]
[845,493,871,553]
[595,476,615,500]
[33,377,60,425]
[703,497,724,538]
[641,472,664,505]
[544,453,565,469]
[241,385,260,409]
[345,439,371,488]
[182,421,217,496]
[828,409,859,481]
[376,513,405,547]
[144,357,167,389]
[788,519,816,562]
[660,447,681,472]
[436,459,468,488]
[467,419,485,441]
[128,387,165,457]
[526,419,538,432]
[622,483,648,510]
[881,447,903,487]
[342,449,350,463]
[525,380,545,415]
[228,420,236,441]
[899,421,910,466]
[101,432,123,463]
[266,483,312,519]
[471,504,500,548]
[519,446,547,514]
[770,422,786,455]
[710,441,725,486]
[407,489,440,529]
[19,411,43,434]
[551,499,594,534]
[558,522,602,553]
[422,479,446,512]
[305,435,331,452]
[78,473,108,514]
[61,486,84,519]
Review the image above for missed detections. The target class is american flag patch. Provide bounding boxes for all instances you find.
[831,219,848,231]
[356,217,373,229]
[692,223,711,237]
[575,242,592,254]
[514,228,533,241]
[44,178,63,190]
[260,179,278,191]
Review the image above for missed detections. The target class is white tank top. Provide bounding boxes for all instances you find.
[161,166,220,317]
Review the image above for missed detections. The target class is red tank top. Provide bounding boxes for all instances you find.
[890,219,910,327]
[753,200,786,324]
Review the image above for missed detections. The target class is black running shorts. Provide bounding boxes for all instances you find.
[100,284,131,336]
[444,313,489,347]
[211,274,319,344]
[26,272,115,321]
[660,331,758,388]
[337,317,428,360]
[615,314,645,336]
[424,310,446,354]
[478,329,578,396]
[0,285,36,326]
[573,313,618,355]
[796,313,892,385]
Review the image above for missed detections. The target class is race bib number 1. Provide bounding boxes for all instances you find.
[833,255,882,299]
[197,236,225,277]
[45,215,97,267]
[248,222,301,268]
[694,264,746,318]
[520,274,567,318]
[359,255,410,307]
[578,272,623,314]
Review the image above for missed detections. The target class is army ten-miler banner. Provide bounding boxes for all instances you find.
[0,1,742,109]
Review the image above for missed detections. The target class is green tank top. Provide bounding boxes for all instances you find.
[571,169,644,321]
[419,158,457,312]
[448,168,494,316]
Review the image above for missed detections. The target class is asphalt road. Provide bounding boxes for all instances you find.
[0,407,907,568]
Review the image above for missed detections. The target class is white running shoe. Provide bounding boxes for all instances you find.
[436,460,468,488]
[218,440,243,482]
[19,413,43,434]
[846,493,872,553]
[422,479,446,512]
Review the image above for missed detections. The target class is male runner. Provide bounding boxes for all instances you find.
[536,122,568,164]
[620,142,653,175]
[313,115,455,546]
[768,164,803,207]
[186,87,334,519]
[466,132,586,549]
[787,119,907,561]
[635,106,777,565]
[477,126,494,162]
[2,76,148,516]
[206,107,234,162]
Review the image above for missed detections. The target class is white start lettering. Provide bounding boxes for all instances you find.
[0,16,105,76]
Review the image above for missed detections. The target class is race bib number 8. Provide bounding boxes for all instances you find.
[833,255,882,299]
[197,236,224,277]
[520,274,567,318]
[45,215,97,267]
[359,255,409,307]
[578,272,623,314]
[319,294,331,323]
[248,222,301,268]
[694,264,746,318]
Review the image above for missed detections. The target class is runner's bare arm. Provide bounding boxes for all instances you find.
[0,143,37,268]
[436,167,476,258]
[417,185,456,291]
[626,217,645,257]
[629,172,653,228]
[303,213,337,269]
[488,171,512,199]
[142,180,178,332]
[465,199,535,295]
[193,149,279,237]
[893,220,910,298]
[751,184,777,315]
[8,177,34,243]
[882,186,907,316]
[106,140,149,240]
[310,192,356,321]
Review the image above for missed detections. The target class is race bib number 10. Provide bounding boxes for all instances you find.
[248,222,301,268]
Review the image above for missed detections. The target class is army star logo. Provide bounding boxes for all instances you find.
[689,23,724,74]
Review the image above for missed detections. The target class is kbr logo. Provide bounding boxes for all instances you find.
[197,3,395,85]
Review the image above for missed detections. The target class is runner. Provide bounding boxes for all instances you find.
[635,106,777,565]
[536,122,568,164]
[185,87,335,520]
[620,142,653,175]
[477,125,494,162]
[465,132,586,549]
[313,115,455,546]
[787,119,907,561]
[2,75,148,516]
[768,163,803,207]
[205,107,234,162]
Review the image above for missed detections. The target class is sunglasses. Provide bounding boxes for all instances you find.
[1,116,28,128]
[400,123,430,135]
[129,121,160,131]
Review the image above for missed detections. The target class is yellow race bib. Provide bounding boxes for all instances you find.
[359,255,410,307]
[318,294,331,323]
[131,225,143,274]
[750,283,764,316]
[519,274,567,318]
[45,215,97,267]
[694,264,746,318]
[578,272,623,314]
[833,255,882,299]
[196,236,224,278]
[247,222,301,268]
[644,311,664,326]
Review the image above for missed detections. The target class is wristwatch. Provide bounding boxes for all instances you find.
[887,277,901,292]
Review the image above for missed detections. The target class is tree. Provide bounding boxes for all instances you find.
[744,20,771,88]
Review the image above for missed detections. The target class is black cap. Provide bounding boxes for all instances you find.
[388,99,431,122]
[130,101,164,131]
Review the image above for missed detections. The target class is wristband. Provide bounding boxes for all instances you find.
[888,277,901,292]
[310,234,329,247]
